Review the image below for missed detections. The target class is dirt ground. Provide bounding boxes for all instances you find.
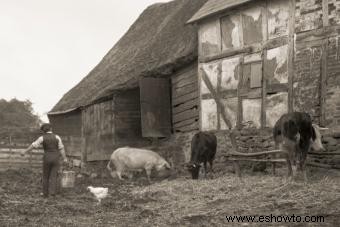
[1,166,340,227]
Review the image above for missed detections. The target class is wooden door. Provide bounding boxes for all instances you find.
[139,77,171,137]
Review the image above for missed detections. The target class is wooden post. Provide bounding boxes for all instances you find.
[80,108,87,170]
[261,1,268,128]
[320,39,328,126]
[217,63,222,130]
[288,0,296,113]
[322,0,329,27]
[233,161,241,178]
[237,58,244,129]
[261,49,267,128]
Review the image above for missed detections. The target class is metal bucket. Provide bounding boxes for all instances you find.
[61,170,75,188]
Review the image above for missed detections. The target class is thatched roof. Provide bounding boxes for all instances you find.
[50,0,207,114]
[187,0,253,24]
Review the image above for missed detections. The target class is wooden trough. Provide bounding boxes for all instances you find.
[224,150,340,178]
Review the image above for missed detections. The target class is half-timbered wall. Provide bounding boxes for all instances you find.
[293,0,340,128]
[49,110,82,157]
[171,64,199,133]
[325,36,340,128]
[198,0,290,130]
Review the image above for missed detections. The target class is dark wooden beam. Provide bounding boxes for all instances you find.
[320,39,328,126]
[261,50,267,128]
[263,37,288,50]
[199,46,252,63]
[201,70,232,129]
[288,0,295,113]
[237,57,244,129]
[322,0,329,27]
[296,25,340,42]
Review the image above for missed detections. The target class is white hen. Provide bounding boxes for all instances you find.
[87,186,108,204]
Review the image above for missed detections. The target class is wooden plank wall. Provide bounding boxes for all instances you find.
[83,89,148,161]
[82,100,115,161]
[49,110,82,157]
[0,147,43,171]
[171,64,199,133]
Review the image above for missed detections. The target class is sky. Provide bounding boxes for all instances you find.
[0,0,170,122]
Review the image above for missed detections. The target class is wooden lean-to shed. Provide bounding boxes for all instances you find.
[187,0,340,132]
[48,0,207,163]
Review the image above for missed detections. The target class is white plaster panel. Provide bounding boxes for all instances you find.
[243,6,262,20]
[268,0,289,39]
[200,61,220,95]
[267,45,288,83]
[221,57,240,91]
[199,19,221,56]
[201,99,218,131]
[221,14,241,50]
[242,98,262,128]
[266,92,288,127]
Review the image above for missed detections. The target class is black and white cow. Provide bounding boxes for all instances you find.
[186,132,217,179]
[273,112,326,180]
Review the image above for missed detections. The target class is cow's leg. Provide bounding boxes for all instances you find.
[203,162,208,178]
[286,159,293,179]
[209,160,214,173]
[233,161,241,178]
[302,167,307,182]
[272,162,276,175]
[280,143,293,180]
[299,152,308,182]
[285,149,293,180]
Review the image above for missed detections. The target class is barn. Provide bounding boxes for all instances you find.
[187,0,340,167]
[49,0,340,171]
[48,0,208,167]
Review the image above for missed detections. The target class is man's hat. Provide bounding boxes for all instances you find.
[40,123,52,133]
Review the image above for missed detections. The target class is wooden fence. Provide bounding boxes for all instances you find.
[0,147,43,171]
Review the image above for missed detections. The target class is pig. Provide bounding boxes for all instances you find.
[107,147,171,183]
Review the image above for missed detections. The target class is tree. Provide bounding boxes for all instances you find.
[0,98,42,132]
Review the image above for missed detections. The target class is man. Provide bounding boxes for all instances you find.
[22,123,68,197]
